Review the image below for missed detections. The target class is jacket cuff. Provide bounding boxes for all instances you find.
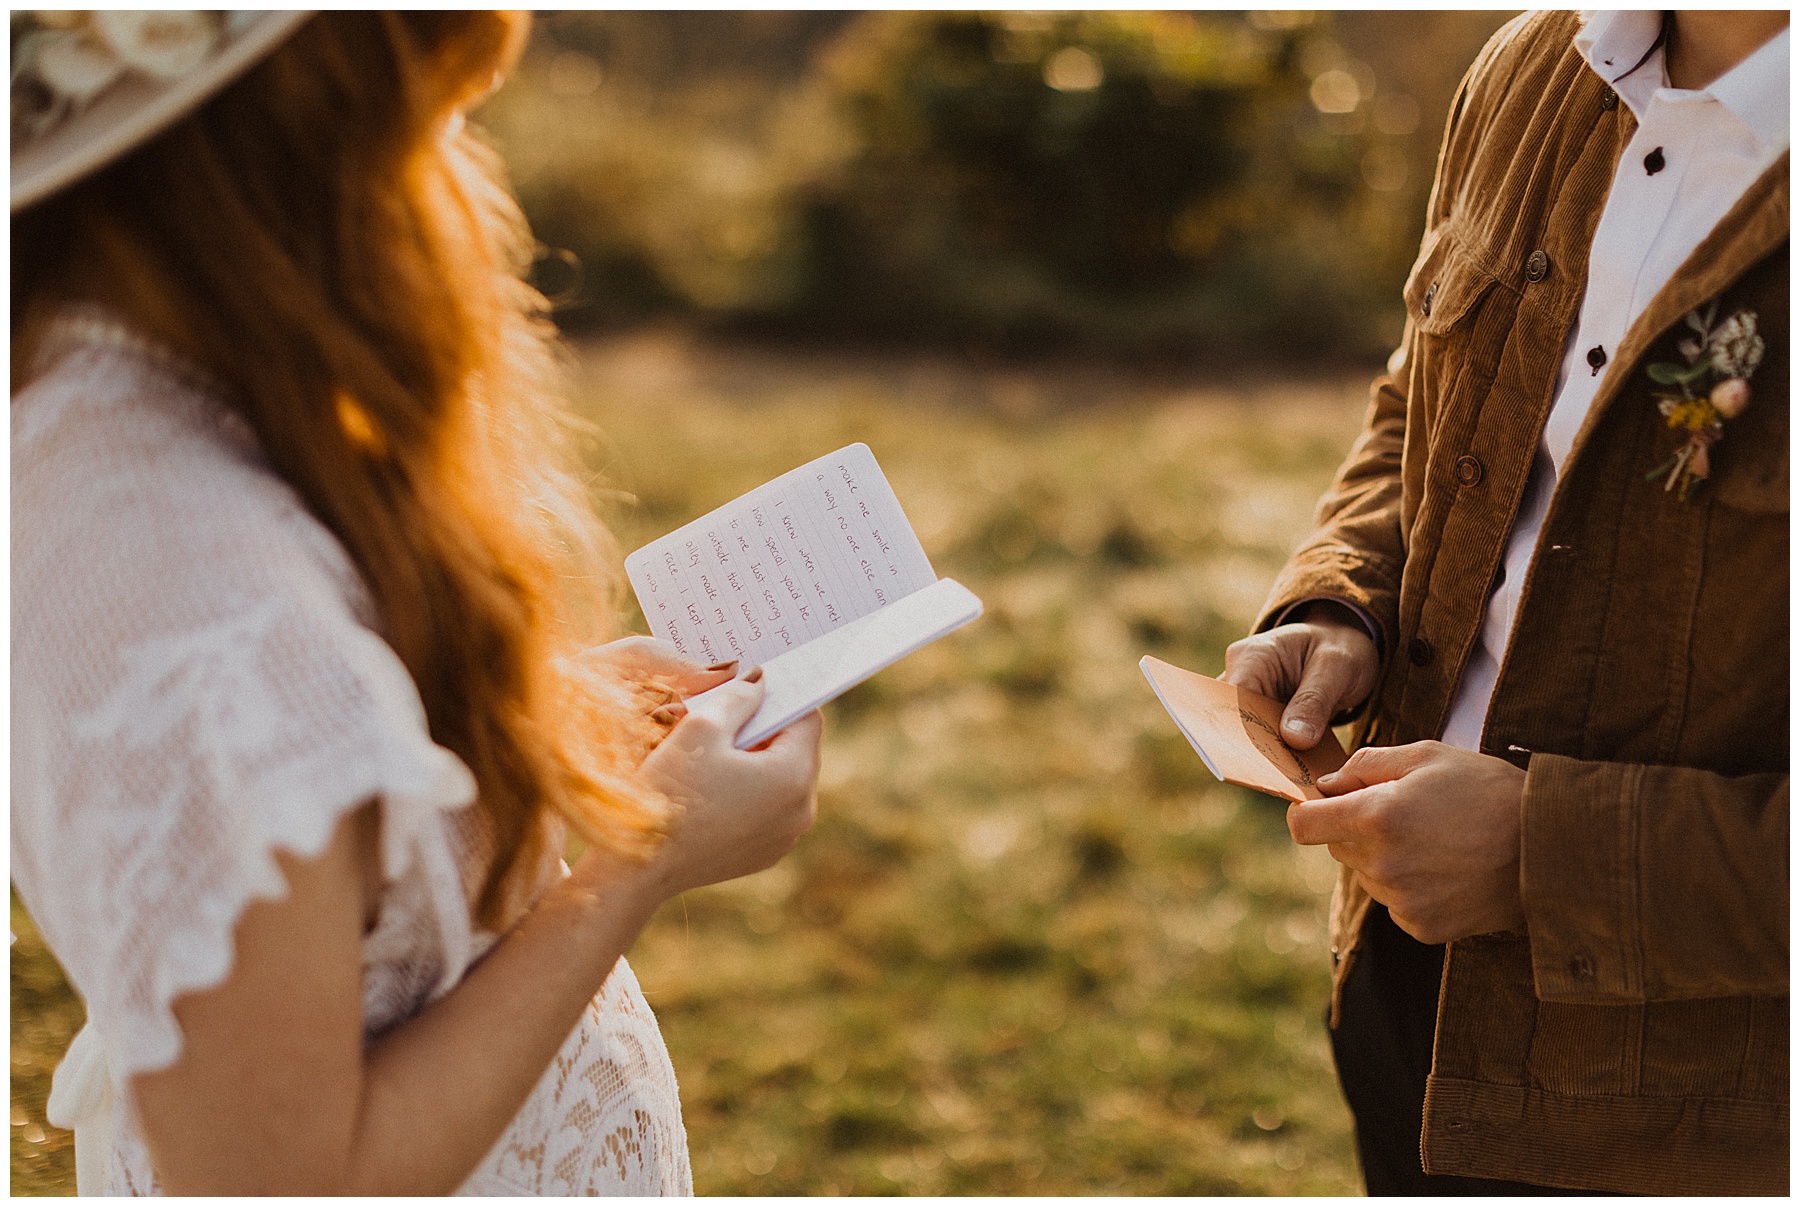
[1255,544,1401,658]
[1269,596,1386,660]
[1519,754,1641,1002]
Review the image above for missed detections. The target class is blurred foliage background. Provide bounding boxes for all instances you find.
[14,10,1518,1196]
[487,9,1513,362]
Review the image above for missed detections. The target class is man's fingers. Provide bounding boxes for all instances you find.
[1221,638,1284,698]
[1318,741,1432,793]
[1286,795,1367,847]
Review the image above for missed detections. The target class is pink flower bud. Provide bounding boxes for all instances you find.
[1710,377,1751,419]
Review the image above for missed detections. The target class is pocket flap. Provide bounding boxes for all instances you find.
[1404,223,1498,335]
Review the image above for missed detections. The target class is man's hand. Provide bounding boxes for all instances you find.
[1222,601,1379,750]
[1289,741,1526,944]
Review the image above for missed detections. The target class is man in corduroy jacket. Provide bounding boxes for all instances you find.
[1225,10,1787,1195]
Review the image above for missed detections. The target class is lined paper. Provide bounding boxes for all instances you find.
[626,444,937,668]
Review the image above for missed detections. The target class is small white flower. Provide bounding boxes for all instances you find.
[91,10,219,82]
[1706,311,1764,379]
[32,30,124,106]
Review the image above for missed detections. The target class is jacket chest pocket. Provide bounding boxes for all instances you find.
[1404,222,1501,338]
[1395,222,1509,488]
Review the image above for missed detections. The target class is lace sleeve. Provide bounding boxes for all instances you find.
[12,340,479,1088]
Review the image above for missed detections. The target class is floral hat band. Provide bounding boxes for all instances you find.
[11,10,312,213]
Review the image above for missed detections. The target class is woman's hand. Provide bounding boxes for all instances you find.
[608,674,823,901]
[574,635,739,706]
[567,635,743,757]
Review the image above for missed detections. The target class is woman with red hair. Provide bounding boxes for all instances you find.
[12,11,821,1194]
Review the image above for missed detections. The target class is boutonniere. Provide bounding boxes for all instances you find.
[1644,302,1764,500]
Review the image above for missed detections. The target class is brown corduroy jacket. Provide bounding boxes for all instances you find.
[1256,12,1788,1195]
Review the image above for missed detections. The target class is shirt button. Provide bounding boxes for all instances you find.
[1600,87,1618,111]
[1421,281,1438,317]
[1455,454,1485,487]
[1408,636,1434,667]
[1644,146,1666,175]
[1525,250,1550,282]
[1587,345,1607,375]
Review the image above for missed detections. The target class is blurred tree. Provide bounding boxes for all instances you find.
[480,11,1517,365]
[797,11,1388,357]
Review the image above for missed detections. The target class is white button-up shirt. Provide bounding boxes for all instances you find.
[1440,11,1789,750]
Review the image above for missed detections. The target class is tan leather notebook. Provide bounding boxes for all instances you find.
[1140,655,1347,802]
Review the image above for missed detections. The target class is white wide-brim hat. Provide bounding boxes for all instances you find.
[11,10,313,213]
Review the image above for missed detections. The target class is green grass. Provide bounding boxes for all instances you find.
[10,331,1372,1195]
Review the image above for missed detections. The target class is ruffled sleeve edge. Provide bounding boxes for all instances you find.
[105,673,478,1087]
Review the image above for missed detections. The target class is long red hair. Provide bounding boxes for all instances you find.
[12,12,672,927]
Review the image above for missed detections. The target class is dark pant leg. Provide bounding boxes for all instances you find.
[1329,904,1613,1196]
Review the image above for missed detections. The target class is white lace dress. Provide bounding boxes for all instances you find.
[11,314,692,1196]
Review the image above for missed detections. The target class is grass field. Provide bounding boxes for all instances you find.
[11,330,1374,1195]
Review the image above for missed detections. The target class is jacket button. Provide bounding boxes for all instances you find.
[1569,954,1596,982]
[1600,87,1618,110]
[1525,250,1550,282]
[1421,281,1438,317]
[1408,636,1434,666]
[1454,454,1485,487]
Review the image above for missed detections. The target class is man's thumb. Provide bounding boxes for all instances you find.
[1278,659,1345,750]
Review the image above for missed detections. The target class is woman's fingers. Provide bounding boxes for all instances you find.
[758,710,823,762]
[670,660,739,696]
[580,635,692,677]
[577,637,742,703]
[676,676,766,741]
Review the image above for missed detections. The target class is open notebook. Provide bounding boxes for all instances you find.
[627,444,982,749]
[1140,655,1346,802]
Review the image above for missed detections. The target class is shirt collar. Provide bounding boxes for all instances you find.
[1576,10,1668,117]
[1576,11,1790,153]
[1707,27,1789,153]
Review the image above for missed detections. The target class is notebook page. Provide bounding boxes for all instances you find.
[626,444,937,668]
[728,577,983,749]
[1139,656,1346,802]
